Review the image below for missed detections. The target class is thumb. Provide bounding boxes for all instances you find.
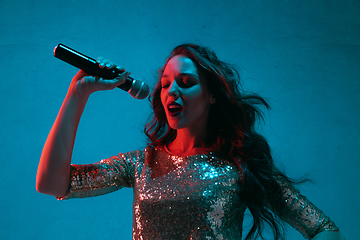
[115,71,131,87]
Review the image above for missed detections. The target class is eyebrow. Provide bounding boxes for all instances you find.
[162,73,199,79]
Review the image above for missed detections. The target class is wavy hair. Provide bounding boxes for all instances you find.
[145,43,293,240]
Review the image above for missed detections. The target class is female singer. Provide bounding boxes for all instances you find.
[37,44,345,239]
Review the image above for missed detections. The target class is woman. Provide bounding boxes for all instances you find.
[37,44,345,239]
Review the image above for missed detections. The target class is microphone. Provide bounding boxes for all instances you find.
[53,43,150,99]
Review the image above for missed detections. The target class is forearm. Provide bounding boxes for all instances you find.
[36,83,89,196]
[312,230,345,240]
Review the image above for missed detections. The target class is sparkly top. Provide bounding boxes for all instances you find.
[57,146,339,239]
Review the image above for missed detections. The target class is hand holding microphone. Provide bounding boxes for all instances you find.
[53,44,150,99]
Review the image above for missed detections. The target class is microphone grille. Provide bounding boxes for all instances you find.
[129,79,150,99]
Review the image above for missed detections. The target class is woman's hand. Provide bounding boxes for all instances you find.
[70,57,131,96]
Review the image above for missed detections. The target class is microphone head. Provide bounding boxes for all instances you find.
[129,79,150,99]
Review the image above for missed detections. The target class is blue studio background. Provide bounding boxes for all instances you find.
[0,0,359,239]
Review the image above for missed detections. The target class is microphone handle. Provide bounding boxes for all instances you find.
[53,43,132,91]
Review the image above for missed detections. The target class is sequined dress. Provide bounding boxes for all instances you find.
[57,146,339,239]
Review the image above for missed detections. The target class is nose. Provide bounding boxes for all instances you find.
[167,80,180,97]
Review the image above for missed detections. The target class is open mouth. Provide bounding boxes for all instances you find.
[167,102,183,117]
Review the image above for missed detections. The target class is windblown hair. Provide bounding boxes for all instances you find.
[145,43,293,240]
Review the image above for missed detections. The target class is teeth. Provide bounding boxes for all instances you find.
[169,105,180,109]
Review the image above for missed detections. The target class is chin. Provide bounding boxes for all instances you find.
[167,121,186,130]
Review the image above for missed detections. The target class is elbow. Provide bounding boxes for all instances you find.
[35,177,52,195]
[36,173,46,194]
[36,164,70,196]
[36,175,67,197]
[35,179,50,195]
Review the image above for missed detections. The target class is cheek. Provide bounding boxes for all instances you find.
[160,90,165,104]
[185,85,203,98]
[186,88,208,103]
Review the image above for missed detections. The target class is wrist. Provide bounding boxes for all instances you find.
[68,75,92,100]
[69,70,95,98]
[67,81,91,109]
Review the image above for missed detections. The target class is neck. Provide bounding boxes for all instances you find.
[167,128,207,156]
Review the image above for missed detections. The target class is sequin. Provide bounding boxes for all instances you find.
[56,146,339,239]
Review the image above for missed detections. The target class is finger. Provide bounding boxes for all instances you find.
[96,57,104,64]
[115,65,125,73]
[104,61,117,69]
[96,57,123,71]
[115,71,131,86]
[96,57,106,68]
[100,59,116,69]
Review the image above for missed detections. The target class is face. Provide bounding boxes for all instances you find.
[160,55,215,132]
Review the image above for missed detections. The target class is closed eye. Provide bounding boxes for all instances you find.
[160,78,170,89]
[161,83,170,89]
[176,77,196,88]
[176,73,199,88]
[161,73,199,89]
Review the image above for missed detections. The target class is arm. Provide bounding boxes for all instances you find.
[36,61,130,196]
[312,230,345,240]
[56,150,141,200]
[272,177,342,239]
